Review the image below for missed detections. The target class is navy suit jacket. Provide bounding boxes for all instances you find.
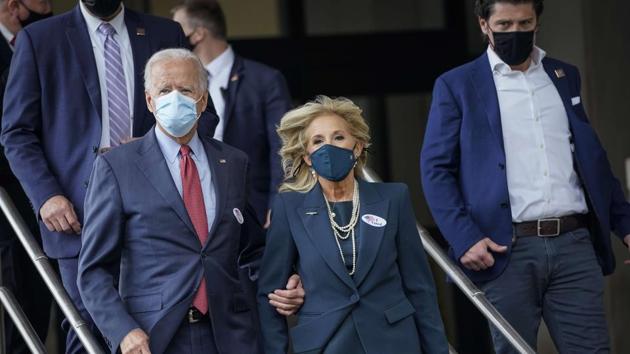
[257,180,448,354]
[221,55,291,223]
[420,53,630,283]
[0,6,217,259]
[78,128,264,354]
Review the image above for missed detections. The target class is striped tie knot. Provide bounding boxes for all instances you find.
[98,22,116,37]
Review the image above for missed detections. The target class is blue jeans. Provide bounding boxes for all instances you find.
[480,228,610,354]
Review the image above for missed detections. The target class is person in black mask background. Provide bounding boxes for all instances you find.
[421,0,630,353]
[1,1,217,353]
[0,1,54,353]
[172,0,292,227]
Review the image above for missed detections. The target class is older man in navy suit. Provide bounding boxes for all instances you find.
[79,48,268,354]
[0,1,222,352]
[421,0,630,353]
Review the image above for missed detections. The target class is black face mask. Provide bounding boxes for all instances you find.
[490,30,535,66]
[81,0,122,19]
[18,1,53,28]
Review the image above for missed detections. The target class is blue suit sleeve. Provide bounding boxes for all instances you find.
[420,77,485,260]
[263,71,292,207]
[238,160,266,280]
[256,194,297,354]
[77,156,140,353]
[395,185,449,354]
[0,29,64,214]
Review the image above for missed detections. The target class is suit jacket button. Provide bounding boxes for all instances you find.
[83,181,89,188]
[498,163,505,170]
[92,146,98,154]
[350,294,359,302]
[500,203,508,209]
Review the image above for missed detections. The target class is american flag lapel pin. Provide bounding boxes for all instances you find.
[136,28,146,36]
[219,159,227,164]
[554,68,565,78]
[230,74,239,82]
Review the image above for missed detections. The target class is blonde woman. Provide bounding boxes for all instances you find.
[257,96,448,354]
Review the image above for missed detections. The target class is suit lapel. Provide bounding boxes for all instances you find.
[66,5,102,120]
[471,53,505,154]
[542,59,576,123]
[220,56,244,135]
[298,184,355,289]
[353,180,388,287]
[124,9,152,136]
[135,129,197,237]
[200,137,228,248]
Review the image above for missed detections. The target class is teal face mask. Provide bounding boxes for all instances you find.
[310,144,357,182]
[153,90,202,137]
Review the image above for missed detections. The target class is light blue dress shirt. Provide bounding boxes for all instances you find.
[155,127,216,233]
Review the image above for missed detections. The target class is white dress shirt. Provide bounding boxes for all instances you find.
[80,2,135,148]
[155,127,216,231]
[205,46,235,141]
[488,46,588,222]
[0,22,14,51]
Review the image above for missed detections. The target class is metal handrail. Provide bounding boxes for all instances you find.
[361,167,535,354]
[0,287,46,354]
[0,187,105,354]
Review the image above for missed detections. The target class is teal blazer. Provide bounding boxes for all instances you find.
[257,179,448,353]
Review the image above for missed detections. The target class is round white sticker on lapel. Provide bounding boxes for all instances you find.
[233,208,244,224]
[361,214,387,228]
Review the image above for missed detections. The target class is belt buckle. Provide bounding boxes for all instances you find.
[188,308,200,324]
[537,218,560,237]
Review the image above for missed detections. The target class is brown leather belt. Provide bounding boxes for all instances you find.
[513,214,588,238]
[187,307,208,324]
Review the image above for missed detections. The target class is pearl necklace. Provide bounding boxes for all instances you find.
[323,180,360,275]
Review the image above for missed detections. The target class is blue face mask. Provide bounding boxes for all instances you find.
[310,144,357,182]
[153,90,201,137]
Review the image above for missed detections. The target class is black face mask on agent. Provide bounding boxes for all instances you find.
[18,1,53,28]
[489,29,535,66]
[81,0,122,19]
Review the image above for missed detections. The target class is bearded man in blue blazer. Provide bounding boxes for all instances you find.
[421,0,630,353]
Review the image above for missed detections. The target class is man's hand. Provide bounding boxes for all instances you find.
[268,274,305,316]
[120,328,151,354]
[624,234,630,265]
[460,237,507,271]
[39,195,81,234]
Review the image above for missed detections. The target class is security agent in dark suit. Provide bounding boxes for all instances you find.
[172,0,293,226]
[1,1,219,352]
[0,1,54,353]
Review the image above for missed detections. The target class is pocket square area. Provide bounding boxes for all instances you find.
[571,96,581,105]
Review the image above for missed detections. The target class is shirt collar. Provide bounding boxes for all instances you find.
[79,1,126,38]
[155,127,205,164]
[205,46,235,79]
[487,45,546,75]
[0,22,15,50]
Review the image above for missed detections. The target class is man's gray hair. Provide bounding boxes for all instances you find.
[144,48,208,93]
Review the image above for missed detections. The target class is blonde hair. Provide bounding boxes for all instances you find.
[277,95,371,193]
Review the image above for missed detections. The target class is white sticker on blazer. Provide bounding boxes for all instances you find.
[571,96,581,106]
[361,214,387,228]
[233,208,244,224]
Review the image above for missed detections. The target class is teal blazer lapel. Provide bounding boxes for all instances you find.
[353,180,389,286]
[298,183,355,290]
